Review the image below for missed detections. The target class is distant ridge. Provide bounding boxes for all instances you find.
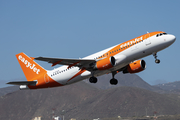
[154,81,180,94]
[0,86,19,96]
[155,81,180,90]
[85,73,163,92]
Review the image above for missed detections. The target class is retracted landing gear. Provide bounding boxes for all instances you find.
[89,76,97,83]
[153,53,160,64]
[110,71,118,85]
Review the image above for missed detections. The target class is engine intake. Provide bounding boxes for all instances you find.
[123,60,146,74]
[94,56,115,70]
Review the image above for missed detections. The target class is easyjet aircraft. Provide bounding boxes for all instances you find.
[7,31,176,90]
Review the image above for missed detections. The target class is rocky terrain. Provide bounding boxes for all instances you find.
[1,73,180,120]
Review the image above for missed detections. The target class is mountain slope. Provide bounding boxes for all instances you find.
[85,73,162,92]
[0,82,180,120]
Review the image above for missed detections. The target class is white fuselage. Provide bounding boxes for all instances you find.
[47,33,176,85]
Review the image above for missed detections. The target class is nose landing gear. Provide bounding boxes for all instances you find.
[153,53,160,64]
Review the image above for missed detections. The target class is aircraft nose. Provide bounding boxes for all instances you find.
[167,34,176,44]
[171,35,176,43]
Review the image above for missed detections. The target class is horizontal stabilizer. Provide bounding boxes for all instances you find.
[7,81,37,86]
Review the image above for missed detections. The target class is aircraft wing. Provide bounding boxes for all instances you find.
[34,57,96,68]
[7,81,37,85]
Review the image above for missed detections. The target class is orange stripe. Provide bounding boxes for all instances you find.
[67,68,86,82]
[52,60,62,67]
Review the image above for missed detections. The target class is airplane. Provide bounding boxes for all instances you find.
[7,31,176,90]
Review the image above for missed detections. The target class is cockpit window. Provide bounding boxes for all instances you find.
[156,33,167,37]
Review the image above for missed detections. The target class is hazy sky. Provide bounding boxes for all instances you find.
[1,0,180,88]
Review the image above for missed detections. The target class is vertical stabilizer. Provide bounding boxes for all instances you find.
[16,52,47,81]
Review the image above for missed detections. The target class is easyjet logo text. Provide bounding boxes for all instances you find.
[18,55,40,74]
[120,37,143,48]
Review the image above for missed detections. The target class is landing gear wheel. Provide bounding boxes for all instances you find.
[89,77,97,83]
[155,59,160,64]
[110,78,118,85]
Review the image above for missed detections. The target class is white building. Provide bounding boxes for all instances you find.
[53,116,60,120]
[32,117,42,120]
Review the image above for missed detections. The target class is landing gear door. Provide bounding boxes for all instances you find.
[145,33,151,45]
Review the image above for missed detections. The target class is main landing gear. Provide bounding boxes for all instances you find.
[153,53,160,64]
[89,76,97,83]
[89,71,118,85]
[110,71,118,85]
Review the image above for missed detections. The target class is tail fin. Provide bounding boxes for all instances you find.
[16,52,47,81]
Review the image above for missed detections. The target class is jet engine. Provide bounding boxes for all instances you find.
[20,85,30,90]
[123,60,146,74]
[94,56,116,70]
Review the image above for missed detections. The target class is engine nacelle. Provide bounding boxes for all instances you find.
[94,56,116,70]
[20,85,30,90]
[123,60,146,74]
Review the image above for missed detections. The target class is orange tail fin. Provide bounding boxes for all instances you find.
[16,52,47,81]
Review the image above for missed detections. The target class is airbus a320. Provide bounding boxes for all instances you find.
[7,31,176,90]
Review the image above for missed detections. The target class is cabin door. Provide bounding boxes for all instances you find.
[145,33,151,45]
